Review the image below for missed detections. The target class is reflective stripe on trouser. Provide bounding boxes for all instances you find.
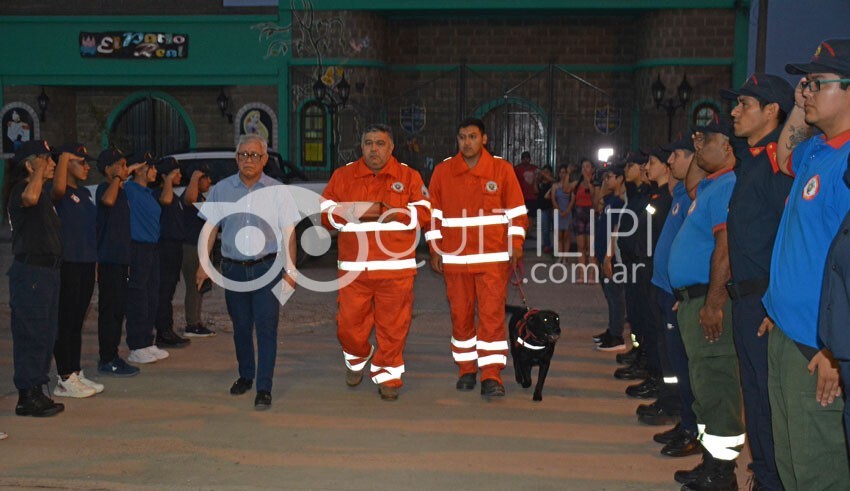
[337,275,414,388]
[768,327,850,491]
[444,268,509,382]
[676,295,744,460]
[371,364,405,385]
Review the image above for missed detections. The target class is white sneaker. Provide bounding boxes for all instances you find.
[77,370,104,394]
[145,345,169,361]
[128,348,158,364]
[53,374,97,398]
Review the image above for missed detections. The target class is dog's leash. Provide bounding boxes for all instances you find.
[510,263,531,311]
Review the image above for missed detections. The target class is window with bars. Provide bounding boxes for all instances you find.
[301,101,327,166]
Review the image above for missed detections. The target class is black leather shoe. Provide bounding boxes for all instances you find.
[230,377,253,395]
[654,423,686,444]
[254,391,271,409]
[614,364,649,380]
[15,387,64,417]
[480,379,505,397]
[638,405,681,426]
[456,373,477,391]
[616,348,639,365]
[661,431,702,457]
[155,329,191,348]
[626,376,659,398]
[637,400,660,416]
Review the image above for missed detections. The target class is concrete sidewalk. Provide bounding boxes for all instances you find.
[0,245,751,490]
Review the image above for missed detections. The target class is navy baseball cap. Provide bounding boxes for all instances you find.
[786,39,850,77]
[53,142,94,161]
[696,113,734,139]
[13,140,52,164]
[97,148,125,175]
[662,131,695,153]
[648,147,672,163]
[720,73,795,113]
[624,149,648,165]
[127,151,154,166]
[601,159,626,177]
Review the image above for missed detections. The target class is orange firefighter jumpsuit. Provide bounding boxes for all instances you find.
[426,148,527,383]
[321,157,430,387]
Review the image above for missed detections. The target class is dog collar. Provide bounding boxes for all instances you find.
[516,337,546,350]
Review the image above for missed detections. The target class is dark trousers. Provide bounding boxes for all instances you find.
[8,261,60,391]
[624,259,659,374]
[656,287,696,432]
[155,239,183,333]
[598,258,626,337]
[732,293,781,490]
[98,263,128,363]
[126,242,160,350]
[222,259,281,393]
[842,362,850,459]
[54,261,95,375]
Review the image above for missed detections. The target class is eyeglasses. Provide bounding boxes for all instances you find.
[800,78,850,93]
[236,151,265,162]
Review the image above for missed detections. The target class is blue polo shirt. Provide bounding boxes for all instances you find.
[652,182,691,294]
[153,188,186,241]
[96,182,131,265]
[49,183,97,263]
[763,130,850,349]
[668,168,736,289]
[124,181,161,244]
[727,127,794,283]
[200,173,300,261]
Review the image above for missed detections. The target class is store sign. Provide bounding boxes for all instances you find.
[79,32,189,59]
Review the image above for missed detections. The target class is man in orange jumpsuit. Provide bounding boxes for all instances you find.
[427,118,528,397]
[321,124,431,401]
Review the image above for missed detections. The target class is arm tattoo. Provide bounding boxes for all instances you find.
[786,124,809,151]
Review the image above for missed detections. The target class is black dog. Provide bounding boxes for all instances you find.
[507,305,561,401]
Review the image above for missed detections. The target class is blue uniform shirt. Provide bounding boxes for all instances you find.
[96,182,131,265]
[763,131,850,349]
[50,183,97,263]
[181,189,206,245]
[200,173,300,261]
[652,181,691,293]
[668,168,736,289]
[727,127,794,283]
[153,188,186,241]
[124,181,161,244]
[594,194,626,261]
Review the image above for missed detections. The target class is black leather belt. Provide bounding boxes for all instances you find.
[674,283,709,302]
[222,254,276,267]
[726,277,770,300]
[14,254,62,269]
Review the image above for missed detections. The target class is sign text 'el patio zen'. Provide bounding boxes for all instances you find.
[80,32,189,59]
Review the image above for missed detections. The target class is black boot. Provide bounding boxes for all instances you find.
[616,346,639,365]
[681,453,737,491]
[675,449,710,484]
[16,386,64,417]
[614,349,648,380]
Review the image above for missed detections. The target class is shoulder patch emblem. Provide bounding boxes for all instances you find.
[766,142,780,174]
[485,180,499,193]
[803,175,820,201]
[392,181,404,193]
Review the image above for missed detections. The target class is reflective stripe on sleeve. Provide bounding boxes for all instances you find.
[441,215,508,227]
[508,226,525,237]
[409,199,431,209]
[432,208,443,220]
[504,205,528,219]
[320,199,337,212]
[424,230,442,241]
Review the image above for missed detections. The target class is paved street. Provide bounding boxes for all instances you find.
[0,238,752,490]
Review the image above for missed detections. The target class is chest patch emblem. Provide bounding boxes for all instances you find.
[671,202,680,216]
[485,180,499,193]
[392,181,404,192]
[70,194,81,204]
[803,175,820,201]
